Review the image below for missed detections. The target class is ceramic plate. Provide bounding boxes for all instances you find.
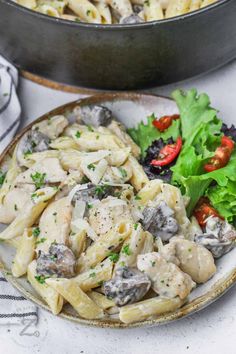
[0,92,236,328]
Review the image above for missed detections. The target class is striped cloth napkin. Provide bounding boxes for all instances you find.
[0,55,38,324]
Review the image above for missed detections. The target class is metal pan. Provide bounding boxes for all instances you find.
[0,0,235,90]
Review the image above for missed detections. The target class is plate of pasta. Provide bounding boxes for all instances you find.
[0,90,236,328]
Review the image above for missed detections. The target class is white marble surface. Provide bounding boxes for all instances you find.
[2,60,236,354]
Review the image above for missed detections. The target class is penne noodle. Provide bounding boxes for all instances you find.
[77,222,132,272]
[0,146,21,204]
[0,187,57,240]
[12,228,36,277]
[74,259,113,291]
[119,296,185,324]
[87,291,115,309]
[27,261,64,315]
[143,0,164,21]
[46,278,104,319]
[127,156,149,191]
[68,0,102,23]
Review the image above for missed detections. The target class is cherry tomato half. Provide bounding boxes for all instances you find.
[152,114,180,132]
[193,198,223,227]
[204,136,235,173]
[151,137,182,167]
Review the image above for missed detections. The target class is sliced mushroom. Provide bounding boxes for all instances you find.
[142,201,179,242]
[195,217,236,258]
[119,14,144,24]
[36,243,76,278]
[77,105,112,127]
[160,237,216,284]
[137,252,195,299]
[17,130,50,166]
[103,267,151,306]
[71,183,121,205]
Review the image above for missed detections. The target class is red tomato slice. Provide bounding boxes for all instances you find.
[152,114,180,132]
[204,136,234,172]
[194,198,223,227]
[151,137,182,167]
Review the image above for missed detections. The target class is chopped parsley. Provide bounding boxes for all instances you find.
[97,280,104,287]
[119,167,127,178]
[32,227,40,237]
[23,150,32,157]
[87,163,96,171]
[87,125,94,132]
[122,244,132,256]
[35,237,46,245]
[108,252,119,263]
[134,195,142,200]
[14,204,18,211]
[86,9,91,16]
[119,261,125,267]
[75,131,81,138]
[96,135,99,140]
[75,17,81,22]
[134,223,138,230]
[30,172,46,189]
[87,203,93,209]
[81,175,89,184]
[144,0,150,5]
[34,275,49,284]
[89,272,96,278]
[151,261,156,267]
[0,171,6,187]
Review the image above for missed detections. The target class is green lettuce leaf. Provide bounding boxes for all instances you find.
[127,113,180,158]
[182,151,236,216]
[206,181,236,225]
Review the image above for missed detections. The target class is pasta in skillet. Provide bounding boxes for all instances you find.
[14,0,219,24]
[0,102,227,324]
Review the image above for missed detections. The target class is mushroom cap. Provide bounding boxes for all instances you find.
[36,243,76,278]
[17,130,50,166]
[142,201,179,241]
[103,267,151,306]
[120,14,144,24]
[78,105,112,128]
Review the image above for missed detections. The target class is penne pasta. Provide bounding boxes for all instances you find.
[12,228,36,277]
[77,222,132,272]
[119,296,185,324]
[74,259,113,291]
[46,278,104,319]
[0,187,57,240]
[27,260,64,315]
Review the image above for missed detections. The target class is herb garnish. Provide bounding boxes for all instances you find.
[30,172,46,189]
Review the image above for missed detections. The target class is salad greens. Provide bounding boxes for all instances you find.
[128,88,236,223]
[128,113,180,158]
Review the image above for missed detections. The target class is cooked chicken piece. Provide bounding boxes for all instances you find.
[17,130,50,166]
[142,201,179,242]
[137,252,195,299]
[89,196,133,235]
[36,197,72,253]
[76,105,112,127]
[107,120,141,158]
[15,157,67,185]
[103,267,151,306]
[36,243,76,278]
[0,187,32,224]
[32,115,68,140]
[195,216,236,258]
[160,237,216,283]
